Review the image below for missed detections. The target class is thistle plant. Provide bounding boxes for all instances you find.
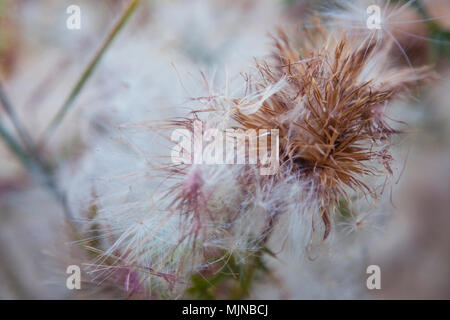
[70,9,432,298]
[1,0,444,300]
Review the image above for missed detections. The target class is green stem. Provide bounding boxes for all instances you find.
[0,83,75,224]
[0,121,34,170]
[39,0,140,147]
[0,82,35,152]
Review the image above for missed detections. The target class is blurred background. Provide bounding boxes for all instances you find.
[0,0,449,299]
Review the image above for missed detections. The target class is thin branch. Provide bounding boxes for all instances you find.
[0,117,74,213]
[0,81,77,228]
[39,0,140,147]
[0,81,35,152]
[0,120,34,170]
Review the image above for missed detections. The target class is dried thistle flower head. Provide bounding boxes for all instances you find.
[231,26,431,239]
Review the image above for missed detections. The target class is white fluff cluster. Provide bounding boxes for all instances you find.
[63,0,288,297]
[320,0,427,66]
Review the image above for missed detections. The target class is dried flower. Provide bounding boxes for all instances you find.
[74,11,432,298]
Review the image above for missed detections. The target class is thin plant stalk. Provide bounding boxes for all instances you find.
[0,0,141,231]
[0,119,74,221]
[0,81,35,152]
[39,0,140,147]
[0,120,34,170]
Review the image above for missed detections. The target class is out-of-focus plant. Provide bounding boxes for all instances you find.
[0,0,140,224]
